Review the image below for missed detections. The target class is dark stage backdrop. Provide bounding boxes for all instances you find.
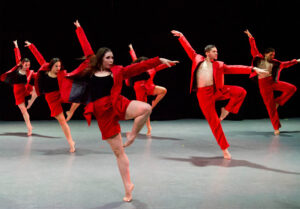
[0,0,299,121]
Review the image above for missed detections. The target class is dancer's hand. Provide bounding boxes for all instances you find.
[13,40,18,48]
[159,58,179,67]
[297,59,300,63]
[128,44,133,50]
[171,30,183,37]
[253,67,269,76]
[244,29,253,38]
[24,41,31,47]
[74,20,80,28]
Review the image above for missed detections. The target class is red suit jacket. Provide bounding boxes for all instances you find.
[248,37,298,82]
[177,35,254,94]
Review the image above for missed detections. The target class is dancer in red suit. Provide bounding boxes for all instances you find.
[127,44,176,135]
[244,30,300,135]
[0,40,37,136]
[171,30,268,159]
[66,20,178,202]
[25,41,79,152]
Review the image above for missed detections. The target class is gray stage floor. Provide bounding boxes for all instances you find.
[0,118,300,209]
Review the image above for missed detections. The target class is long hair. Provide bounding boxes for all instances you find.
[132,56,148,64]
[48,58,63,71]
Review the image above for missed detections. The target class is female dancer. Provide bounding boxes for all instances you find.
[0,40,37,136]
[126,44,175,135]
[67,20,178,202]
[25,41,79,152]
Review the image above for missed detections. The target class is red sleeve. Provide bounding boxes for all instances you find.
[76,26,94,57]
[223,64,252,74]
[66,59,90,77]
[249,37,262,58]
[280,59,298,69]
[178,35,203,61]
[154,63,176,72]
[122,57,161,79]
[129,48,137,61]
[14,47,21,64]
[28,44,47,66]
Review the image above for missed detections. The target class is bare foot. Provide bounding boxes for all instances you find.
[66,111,73,122]
[27,126,32,136]
[146,126,152,136]
[276,103,279,109]
[220,107,229,121]
[274,130,280,135]
[223,149,231,160]
[123,184,134,202]
[123,132,136,148]
[69,141,76,153]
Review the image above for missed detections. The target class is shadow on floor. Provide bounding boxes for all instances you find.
[226,130,300,137]
[35,148,111,156]
[163,156,300,175]
[0,132,61,138]
[90,199,149,209]
[121,133,183,141]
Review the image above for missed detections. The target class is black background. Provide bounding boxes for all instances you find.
[1,0,299,121]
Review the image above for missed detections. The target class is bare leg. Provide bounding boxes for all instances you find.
[18,103,32,136]
[151,86,167,109]
[146,117,152,136]
[27,87,38,109]
[274,130,280,135]
[123,101,152,147]
[220,107,229,121]
[275,103,279,109]
[222,149,231,160]
[66,103,80,122]
[54,112,75,152]
[106,133,134,202]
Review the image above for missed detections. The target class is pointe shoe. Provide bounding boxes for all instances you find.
[274,130,280,135]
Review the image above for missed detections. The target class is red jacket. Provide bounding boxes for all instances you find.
[27,44,67,96]
[177,35,254,94]
[248,37,298,82]
[64,27,162,124]
[0,47,35,93]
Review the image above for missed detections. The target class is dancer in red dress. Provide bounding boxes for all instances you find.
[244,29,300,135]
[126,44,176,135]
[25,41,79,152]
[65,20,178,202]
[1,40,37,136]
[171,30,268,159]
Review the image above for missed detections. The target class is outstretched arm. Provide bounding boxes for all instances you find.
[280,59,299,69]
[74,20,94,57]
[128,44,137,61]
[224,64,269,76]
[171,30,201,60]
[13,40,21,64]
[244,29,262,58]
[25,41,47,66]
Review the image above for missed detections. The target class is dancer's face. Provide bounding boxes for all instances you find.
[265,51,275,61]
[50,61,61,74]
[206,47,218,60]
[22,61,30,70]
[101,51,114,70]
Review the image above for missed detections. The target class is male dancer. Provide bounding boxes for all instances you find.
[171,30,268,159]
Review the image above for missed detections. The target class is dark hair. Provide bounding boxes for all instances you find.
[21,58,30,64]
[204,45,216,53]
[132,56,148,64]
[48,58,62,70]
[264,48,275,54]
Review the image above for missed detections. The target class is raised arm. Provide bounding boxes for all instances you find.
[13,40,21,64]
[128,44,137,61]
[74,20,94,57]
[25,41,47,66]
[280,59,299,69]
[244,29,262,58]
[171,30,201,60]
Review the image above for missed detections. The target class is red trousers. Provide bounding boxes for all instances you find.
[258,76,297,130]
[214,85,247,114]
[197,86,230,150]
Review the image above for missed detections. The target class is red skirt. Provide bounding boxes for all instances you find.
[45,91,63,117]
[13,84,29,105]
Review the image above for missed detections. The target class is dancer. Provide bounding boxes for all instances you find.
[25,41,79,152]
[171,30,268,159]
[0,40,37,136]
[67,20,178,202]
[244,29,300,135]
[127,44,176,135]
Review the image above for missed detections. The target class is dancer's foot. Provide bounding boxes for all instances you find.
[274,130,280,135]
[66,111,73,122]
[220,107,229,121]
[69,141,76,153]
[123,183,134,202]
[223,149,231,160]
[146,126,152,136]
[27,126,32,136]
[123,132,136,148]
[276,103,279,109]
